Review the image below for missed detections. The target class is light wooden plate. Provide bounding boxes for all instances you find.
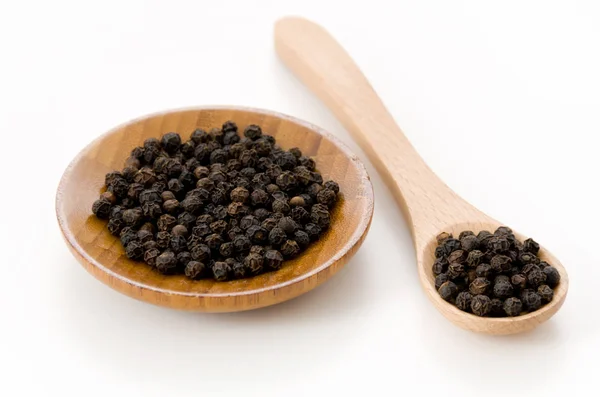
[56,106,374,312]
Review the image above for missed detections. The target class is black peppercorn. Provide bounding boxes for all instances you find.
[469,277,490,295]
[448,262,465,279]
[154,251,178,274]
[212,261,231,281]
[185,261,206,279]
[466,250,484,268]
[543,266,561,288]
[280,240,300,258]
[304,223,322,241]
[161,132,181,154]
[92,199,112,219]
[502,297,522,316]
[205,233,223,251]
[191,244,211,263]
[511,274,527,290]
[442,238,461,255]
[527,268,547,287]
[233,235,251,252]
[455,291,473,312]
[246,225,268,244]
[125,240,144,260]
[219,242,235,258]
[169,235,187,253]
[210,220,228,235]
[177,251,192,267]
[432,258,447,275]
[268,227,287,246]
[493,280,513,299]
[230,260,246,279]
[310,204,330,228]
[521,290,542,311]
[537,285,554,302]
[293,230,310,249]
[271,199,290,214]
[144,248,161,267]
[470,295,491,317]
[460,235,479,252]
[438,281,458,302]
[435,273,449,289]
[261,250,282,270]
[244,253,264,275]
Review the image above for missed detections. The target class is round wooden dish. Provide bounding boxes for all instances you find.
[56,106,374,312]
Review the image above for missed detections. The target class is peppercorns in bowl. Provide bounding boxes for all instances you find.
[56,106,374,312]
[422,221,567,331]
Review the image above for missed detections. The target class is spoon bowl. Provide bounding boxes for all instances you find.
[56,106,374,312]
[275,16,568,334]
[420,221,568,334]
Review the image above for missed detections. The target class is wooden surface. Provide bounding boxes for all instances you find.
[55,106,374,312]
[274,16,568,334]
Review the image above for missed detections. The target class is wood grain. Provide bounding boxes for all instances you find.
[56,106,374,312]
[275,16,568,334]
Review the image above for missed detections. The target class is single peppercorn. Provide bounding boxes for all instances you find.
[543,266,561,288]
[143,248,161,267]
[469,277,490,295]
[470,295,492,317]
[264,250,284,270]
[448,250,467,264]
[269,227,287,246]
[438,281,458,302]
[233,235,252,252]
[212,261,231,281]
[170,235,188,253]
[280,240,300,258]
[191,244,211,263]
[521,290,542,311]
[244,253,264,275]
[155,251,178,274]
[157,214,177,231]
[272,199,291,214]
[537,285,554,302]
[527,268,547,288]
[205,233,223,251]
[435,273,449,289]
[460,235,479,252]
[293,230,310,249]
[455,291,473,312]
[493,280,514,299]
[448,262,465,279]
[432,258,447,275]
[230,186,249,203]
[184,261,206,279]
[316,188,337,207]
[503,297,523,316]
[465,250,483,268]
[442,238,462,256]
[92,199,112,219]
[177,251,192,267]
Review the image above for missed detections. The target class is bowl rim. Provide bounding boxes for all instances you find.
[56,105,374,298]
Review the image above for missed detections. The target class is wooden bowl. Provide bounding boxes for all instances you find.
[56,106,374,312]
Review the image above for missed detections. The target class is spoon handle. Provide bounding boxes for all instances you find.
[275,17,483,243]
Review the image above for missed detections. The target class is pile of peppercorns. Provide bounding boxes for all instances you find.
[91,121,340,281]
[433,227,561,317]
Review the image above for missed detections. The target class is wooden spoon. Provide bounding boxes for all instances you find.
[56,106,374,312]
[274,17,568,334]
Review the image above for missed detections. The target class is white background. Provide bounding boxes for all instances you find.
[1,1,599,396]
